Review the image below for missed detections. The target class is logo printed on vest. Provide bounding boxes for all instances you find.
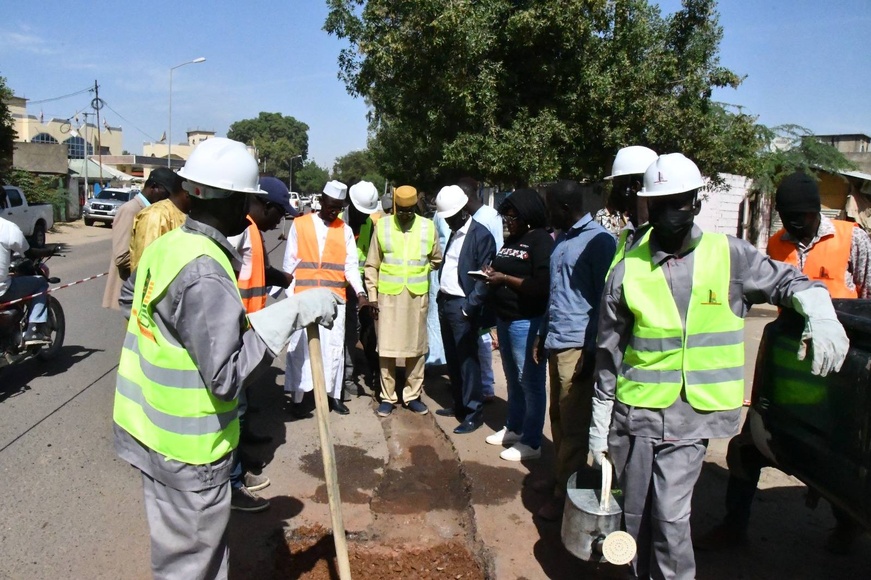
[701,289,721,305]
[816,266,833,280]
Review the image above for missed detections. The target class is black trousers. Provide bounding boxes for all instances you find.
[437,294,483,424]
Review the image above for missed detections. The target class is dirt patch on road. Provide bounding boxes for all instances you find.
[283,407,491,578]
[278,525,483,580]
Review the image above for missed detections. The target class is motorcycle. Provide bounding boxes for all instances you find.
[0,252,65,367]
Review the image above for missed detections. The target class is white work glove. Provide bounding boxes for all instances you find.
[589,397,614,468]
[247,289,344,355]
[791,287,849,377]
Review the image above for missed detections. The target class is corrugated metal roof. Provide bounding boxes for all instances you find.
[68,159,136,181]
[839,169,871,182]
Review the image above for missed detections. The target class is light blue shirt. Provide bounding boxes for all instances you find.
[473,204,503,252]
[543,213,616,350]
[136,192,152,208]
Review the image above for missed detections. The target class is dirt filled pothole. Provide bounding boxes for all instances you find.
[278,402,491,578]
[277,525,483,579]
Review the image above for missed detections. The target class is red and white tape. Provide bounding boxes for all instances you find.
[0,271,108,308]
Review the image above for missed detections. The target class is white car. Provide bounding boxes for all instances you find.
[289,191,301,213]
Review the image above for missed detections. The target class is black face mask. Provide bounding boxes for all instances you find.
[649,205,695,248]
[782,216,816,241]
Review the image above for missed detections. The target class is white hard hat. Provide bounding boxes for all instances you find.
[605,146,658,180]
[435,185,468,218]
[349,181,379,214]
[178,137,264,199]
[639,153,705,197]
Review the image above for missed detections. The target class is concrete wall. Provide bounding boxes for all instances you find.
[12,142,68,174]
[695,173,750,236]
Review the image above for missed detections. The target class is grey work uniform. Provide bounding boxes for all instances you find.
[115,218,274,580]
[595,224,820,580]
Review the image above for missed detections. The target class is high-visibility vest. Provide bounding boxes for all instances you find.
[356,217,374,276]
[114,228,240,465]
[375,215,435,296]
[617,233,745,411]
[607,225,651,279]
[238,217,267,313]
[293,213,348,299]
[767,219,859,299]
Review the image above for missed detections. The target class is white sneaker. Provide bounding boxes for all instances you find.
[500,443,542,461]
[485,427,522,446]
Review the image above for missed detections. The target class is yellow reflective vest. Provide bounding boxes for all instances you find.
[617,232,745,411]
[114,228,240,465]
[375,215,435,296]
[607,225,651,279]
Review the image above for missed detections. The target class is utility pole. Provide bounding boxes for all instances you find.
[93,80,104,187]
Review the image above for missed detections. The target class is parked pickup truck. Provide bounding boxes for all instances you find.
[749,299,871,531]
[1,185,54,248]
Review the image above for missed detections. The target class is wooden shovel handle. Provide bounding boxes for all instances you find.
[306,324,352,580]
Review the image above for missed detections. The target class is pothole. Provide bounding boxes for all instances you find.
[281,403,491,578]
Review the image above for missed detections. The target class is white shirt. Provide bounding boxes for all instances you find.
[0,218,29,296]
[283,214,364,295]
[439,217,472,298]
[473,204,504,251]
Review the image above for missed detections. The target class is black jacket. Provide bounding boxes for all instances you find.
[439,219,497,319]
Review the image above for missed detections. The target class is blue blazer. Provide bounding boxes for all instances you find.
[439,219,497,319]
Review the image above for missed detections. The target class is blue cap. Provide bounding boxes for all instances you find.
[258,176,296,216]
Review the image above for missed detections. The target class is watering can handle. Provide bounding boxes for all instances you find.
[599,457,614,511]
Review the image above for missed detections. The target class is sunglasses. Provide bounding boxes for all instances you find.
[500,214,521,223]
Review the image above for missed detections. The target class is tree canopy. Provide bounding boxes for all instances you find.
[295,160,331,194]
[325,0,764,189]
[227,112,309,183]
[0,75,15,185]
[331,149,385,190]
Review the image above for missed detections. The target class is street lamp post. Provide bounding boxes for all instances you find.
[168,57,206,167]
[288,154,303,190]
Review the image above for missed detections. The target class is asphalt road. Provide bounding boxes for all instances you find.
[1,221,869,580]
[0,224,151,579]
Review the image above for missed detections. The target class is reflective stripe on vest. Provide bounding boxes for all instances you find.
[375,215,435,295]
[767,219,859,299]
[293,213,348,299]
[617,232,745,411]
[113,228,240,465]
[238,217,267,313]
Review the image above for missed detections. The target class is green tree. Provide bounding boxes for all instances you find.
[227,112,309,183]
[295,160,330,194]
[0,74,15,185]
[325,0,761,189]
[331,149,385,189]
[751,124,856,197]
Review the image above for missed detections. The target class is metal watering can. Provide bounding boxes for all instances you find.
[560,459,636,565]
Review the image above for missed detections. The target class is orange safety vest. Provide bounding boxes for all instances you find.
[238,217,267,313]
[768,219,859,299]
[293,213,348,299]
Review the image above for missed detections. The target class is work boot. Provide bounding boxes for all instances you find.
[693,522,747,551]
[231,486,270,513]
[244,471,270,492]
[23,324,51,347]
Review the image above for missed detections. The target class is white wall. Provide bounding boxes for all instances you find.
[695,173,751,236]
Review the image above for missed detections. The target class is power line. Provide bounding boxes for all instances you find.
[100,99,161,143]
[26,86,93,106]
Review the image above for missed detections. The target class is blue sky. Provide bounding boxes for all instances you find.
[2,1,869,171]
